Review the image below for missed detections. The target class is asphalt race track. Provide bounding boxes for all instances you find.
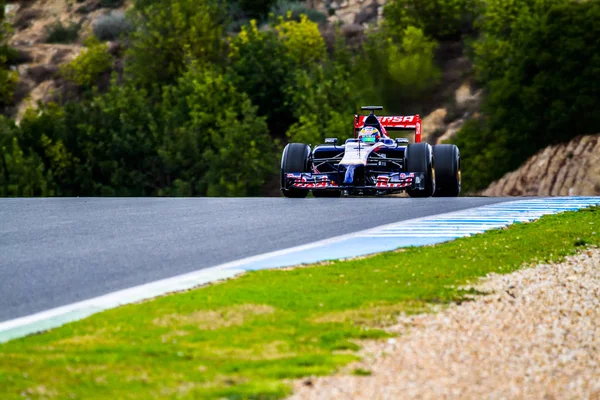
[0,197,512,322]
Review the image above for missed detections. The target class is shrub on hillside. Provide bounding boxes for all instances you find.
[228,16,328,136]
[0,123,54,197]
[0,1,18,106]
[61,37,113,87]
[153,65,277,196]
[127,0,225,87]
[353,27,440,114]
[45,21,80,43]
[0,58,17,107]
[383,0,481,41]
[93,11,133,41]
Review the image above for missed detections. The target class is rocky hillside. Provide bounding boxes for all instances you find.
[482,135,600,196]
[5,0,476,135]
[5,0,130,119]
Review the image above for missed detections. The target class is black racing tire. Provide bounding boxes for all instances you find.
[312,190,341,198]
[281,143,311,198]
[406,143,435,198]
[433,144,461,197]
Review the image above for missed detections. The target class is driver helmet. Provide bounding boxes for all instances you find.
[358,126,381,143]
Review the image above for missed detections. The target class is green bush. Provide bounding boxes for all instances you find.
[157,65,277,196]
[0,58,17,107]
[353,27,440,114]
[45,20,80,43]
[228,20,291,135]
[127,0,225,87]
[0,116,55,197]
[383,0,481,41]
[61,37,113,87]
[472,0,567,83]
[0,3,17,107]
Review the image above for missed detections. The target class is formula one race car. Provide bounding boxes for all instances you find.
[280,106,461,198]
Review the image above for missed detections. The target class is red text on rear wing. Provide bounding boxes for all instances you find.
[354,114,422,143]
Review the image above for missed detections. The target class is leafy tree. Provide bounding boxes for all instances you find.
[472,0,567,83]
[127,0,225,87]
[275,14,326,66]
[17,82,161,196]
[0,117,54,196]
[156,65,276,196]
[454,0,600,192]
[228,16,327,137]
[286,60,358,145]
[383,0,481,41]
[355,27,440,114]
[228,20,295,136]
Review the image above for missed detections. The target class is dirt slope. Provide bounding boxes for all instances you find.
[6,0,130,119]
[482,134,600,196]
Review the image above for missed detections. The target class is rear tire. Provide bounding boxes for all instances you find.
[433,144,461,197]
[406,143,435,198]
[281,143,311,198]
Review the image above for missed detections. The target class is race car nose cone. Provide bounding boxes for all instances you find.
[343,165,356,184]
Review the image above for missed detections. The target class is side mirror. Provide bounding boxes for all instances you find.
[325,138,338,144]
[395,138,409,144]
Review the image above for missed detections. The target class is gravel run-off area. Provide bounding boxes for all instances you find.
[290,248,600,400]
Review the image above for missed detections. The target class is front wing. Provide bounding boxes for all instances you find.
[284,172,426,192]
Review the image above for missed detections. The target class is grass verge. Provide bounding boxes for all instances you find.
[1,207,598,399]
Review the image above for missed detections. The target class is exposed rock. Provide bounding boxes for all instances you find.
[319,0,383,26]
[421,83,482,144]
[12,79,34,105]
[421,108,447,142]
[436,118,466,144]
[15,80,59,118]
[340,23,365,39]
[12,48,35,65]
[76,0,103,15]
[23,64,60,84]
[454,82,482,111]
[12,8,42,31]
[354,0,380,25]
[482,135,600,196]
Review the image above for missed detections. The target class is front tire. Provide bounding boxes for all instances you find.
[281,143,311,198]
[406,143,435,198]
[433,144,461,197]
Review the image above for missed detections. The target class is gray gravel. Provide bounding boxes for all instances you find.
[290,249,600,400]
[0,197,507,322]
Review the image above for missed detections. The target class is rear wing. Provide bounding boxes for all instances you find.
[354,114,422,143]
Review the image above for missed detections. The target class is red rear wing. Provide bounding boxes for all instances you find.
[354,114,422,143]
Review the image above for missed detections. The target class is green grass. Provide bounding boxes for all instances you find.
[1,207,598,399]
